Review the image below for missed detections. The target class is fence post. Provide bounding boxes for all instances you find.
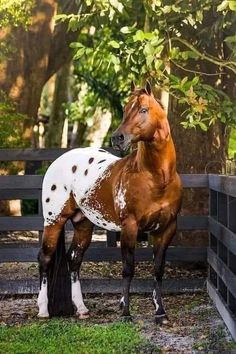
[106,231,119,247]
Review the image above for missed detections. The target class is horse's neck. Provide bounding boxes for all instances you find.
[136,136,176,184]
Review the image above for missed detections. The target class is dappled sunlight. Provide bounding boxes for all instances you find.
[86,108,112,147]
[37,54,49,69]
[9,75,25,99]
[30,3,56,33]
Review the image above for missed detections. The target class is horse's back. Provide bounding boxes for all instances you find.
[42,148,120,225]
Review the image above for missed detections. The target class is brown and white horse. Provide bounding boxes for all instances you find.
[37,82,182,323]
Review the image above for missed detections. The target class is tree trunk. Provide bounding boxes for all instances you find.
[46,62,72,148]
[0,0,85,146]
[168,11,231,248]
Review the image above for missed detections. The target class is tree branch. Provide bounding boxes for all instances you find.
[170,59,226,76]
[166,37,236,74]
[45,0,85,82]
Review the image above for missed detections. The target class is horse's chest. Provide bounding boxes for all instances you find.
[139,204,173,233]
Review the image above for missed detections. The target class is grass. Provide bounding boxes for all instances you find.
[0,319,159,354]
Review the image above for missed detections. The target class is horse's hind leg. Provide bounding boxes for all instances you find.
[67,218,93,318]
[37,218,67,317]
[152,221,177,324]
[37,196,77,318]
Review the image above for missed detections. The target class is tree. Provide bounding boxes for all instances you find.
[0,0,87,146]
[66,0,236,159]
[67,1,235,128]
[62,0,236,247]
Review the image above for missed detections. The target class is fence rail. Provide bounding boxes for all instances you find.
[208,174,236,340]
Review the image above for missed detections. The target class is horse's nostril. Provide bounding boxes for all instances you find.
[118,134,124,142]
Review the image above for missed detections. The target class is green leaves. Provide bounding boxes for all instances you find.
[70,42,93,60]
[217,0,229,11]
[61,0,236,134]
[120,26,134,34]
[109,40,120,48]
[217,0,236,11]
[132,30,156,42]
[224,35,236,56]
[0,0,34,28]
[170,47,199,61]
[0,95,27,148]
[109,0,124,13]
[224,35,236,44]
[229,0,236,11]
[110,54,120,72]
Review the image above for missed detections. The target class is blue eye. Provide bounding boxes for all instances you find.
[140,107,148,114]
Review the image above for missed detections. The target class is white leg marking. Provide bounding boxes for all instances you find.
[71,274,89,318]
[120,295,126,307]
[37,278,49,318]
[153,289,159,312]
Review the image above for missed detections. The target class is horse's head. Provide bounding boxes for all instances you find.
[111,82,170,151]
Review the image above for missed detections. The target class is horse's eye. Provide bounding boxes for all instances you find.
[139,108,148,114]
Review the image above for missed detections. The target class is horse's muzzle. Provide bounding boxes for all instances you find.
[111,132,131,151]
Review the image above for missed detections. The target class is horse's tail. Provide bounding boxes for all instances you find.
[47,227,74,317]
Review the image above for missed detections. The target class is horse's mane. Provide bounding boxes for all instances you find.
[131,88,165,110]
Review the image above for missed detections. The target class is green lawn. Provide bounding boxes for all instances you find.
[0,320,159,354]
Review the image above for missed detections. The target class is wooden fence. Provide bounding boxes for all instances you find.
[0,148,208,295]
[208,174,236,340]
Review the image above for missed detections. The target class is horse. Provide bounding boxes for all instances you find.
[37,81,182,323]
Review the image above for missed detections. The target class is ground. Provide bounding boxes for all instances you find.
[0,292,235,353]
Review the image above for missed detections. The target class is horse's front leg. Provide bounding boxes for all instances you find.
[152,221,177,325]
[67,218,93,319]
[120,219,138,319]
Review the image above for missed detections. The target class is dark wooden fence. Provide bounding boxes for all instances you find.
[208,174,236,340]
[0,149,208,295]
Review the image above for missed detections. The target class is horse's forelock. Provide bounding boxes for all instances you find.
[125,95,139,117]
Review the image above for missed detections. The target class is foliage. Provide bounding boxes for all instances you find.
[64,83,98,124]
[0,93,29,148]
[0,0,34,28]
[229,128,236,158]
[0,1,35,149]
[0,319,159,354]
[59,0,236,132]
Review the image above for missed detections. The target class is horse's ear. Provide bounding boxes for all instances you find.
[145,80,152,95]
[131,81,136,92]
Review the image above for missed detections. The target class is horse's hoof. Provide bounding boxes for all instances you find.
[37,312,49,319]
[77,312,90,320]
[154,314,168,325]
[121,315,132,322]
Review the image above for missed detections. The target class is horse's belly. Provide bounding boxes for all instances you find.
[79,204,121,232]
[75,178,121,232]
